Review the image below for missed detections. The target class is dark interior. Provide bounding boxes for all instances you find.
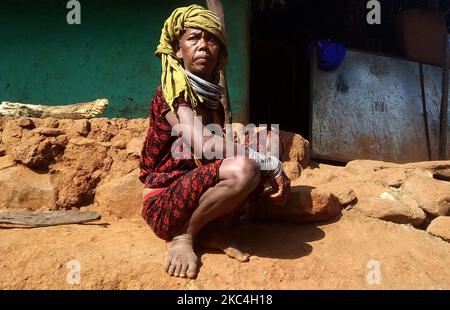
[249,0,450,139]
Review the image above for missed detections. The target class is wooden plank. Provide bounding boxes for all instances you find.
[206,0,233,124]
[0,99,108,119]
[0,210,101,227]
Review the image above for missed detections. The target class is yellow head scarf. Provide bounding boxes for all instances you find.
[156,4,227,113]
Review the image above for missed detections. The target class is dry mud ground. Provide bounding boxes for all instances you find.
[1,209,449,290]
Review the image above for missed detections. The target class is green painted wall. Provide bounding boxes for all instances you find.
[0,0,249,121]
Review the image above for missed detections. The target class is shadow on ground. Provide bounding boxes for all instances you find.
[198,215,341,261]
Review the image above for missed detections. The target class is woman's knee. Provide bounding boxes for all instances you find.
[220,157,260,187]
[233,158,260,187]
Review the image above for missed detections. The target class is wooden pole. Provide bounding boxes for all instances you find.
[439,33,449,160]
[206,0,233,124]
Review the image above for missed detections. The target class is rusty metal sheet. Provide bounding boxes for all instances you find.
[311,49,450,163]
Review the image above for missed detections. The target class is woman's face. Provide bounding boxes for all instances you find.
[176,28,221,81]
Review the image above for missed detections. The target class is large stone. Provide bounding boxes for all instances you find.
[50,145,107,209]
[95,169,143,219]
[355,195,427,227]
[11,135,47,168]
[0,165,57,210]
[426,216,450,242]
[319,183,357,206]
[0,144,6,156]
[404,161,450,172]
[72,119,91,137]
[433,168,450,182]
[231,124,310,168]
[283,161,302,180]
[11,136,66,169]
[402,175,450,216]
[371,168,409,188]
[345,160,400,174]
[279,131,310,168]
[32,127,65,137]
[90,120,119,142]
[295,169,342,186]
[0,155,16,171]
[126,137,144,156]
[43,118,59,128]
[18,118,35,129]
[254,186,341,222]
[403,161,450,181]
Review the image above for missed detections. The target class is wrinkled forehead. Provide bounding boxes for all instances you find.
[180,27,218,40]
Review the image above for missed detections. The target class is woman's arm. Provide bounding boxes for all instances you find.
[166,105,290,205]
[165,105,241,159]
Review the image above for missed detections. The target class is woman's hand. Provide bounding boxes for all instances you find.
[268,172,291,206]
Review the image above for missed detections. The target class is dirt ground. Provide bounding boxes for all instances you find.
[1,209,449,290]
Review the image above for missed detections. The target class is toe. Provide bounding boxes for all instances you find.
[186,262,197,279]
[180,263,189,278]
[167,261,177,276]
[163,256,171,272]
[174,262,182,277]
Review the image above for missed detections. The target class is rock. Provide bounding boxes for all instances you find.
[33,127,65,137]
[231,125,310,168]
[403,161,450,181]
[404,161,450,172]
[43,118,59,128]
[256,186,341,222]
[52,169,98,209]
[126,137,144,156]
[433,168,450,182]
[91,120,119,142]
[12,136,47,168]
[371,168,409,188]
[279,131,310,168]
[2,119,23,140]
[0,144,6,156]
[283,161,302,180]
[295,169,341,187]
[319,183,357,206]
[427,216,450,242]
[18,118,35,129]
[345,160,400,173]
[113,141,127,150]
[95,169,143,219]
[11,136,65,169]
[0,165,57,210]
[355,195,427,227]
[51,148,106,208]
[402,175,450,216]
[69,137,96,147]
[73,119,91,137]
[0,155,16,171]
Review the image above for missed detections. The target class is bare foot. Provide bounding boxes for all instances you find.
[164,234,198,279]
